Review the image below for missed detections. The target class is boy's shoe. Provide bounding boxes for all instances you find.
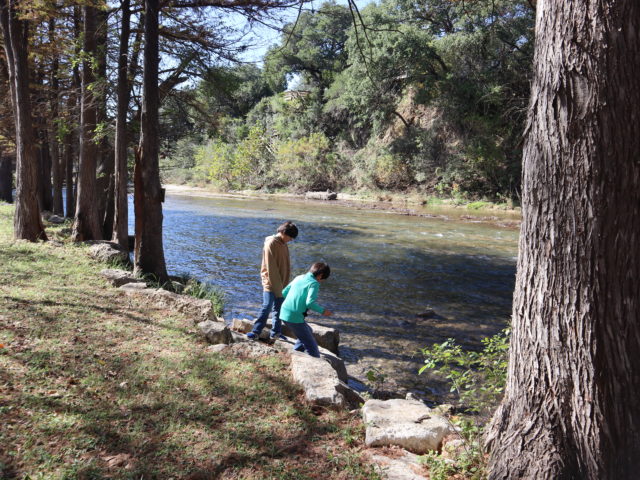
[246,332,258,340]
[270,333,288,341]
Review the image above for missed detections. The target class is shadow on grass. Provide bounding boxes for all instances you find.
[1,314,363,478]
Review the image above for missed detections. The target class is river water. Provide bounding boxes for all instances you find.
[156,192,519,399]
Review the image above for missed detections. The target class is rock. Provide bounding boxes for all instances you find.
[305,190,337,201]
[198,320,232,344]
[120,285,219,323]
[432,403,455,416]
[441,438,466,460]
[361,399,455,454]
[272,339,347,382]
[282,321,340,355]
[230,318,271,340]
[87,241,129,265]
[369,450,428,480]
[152,289,220,323]
[231,318,339,354]
[336,381,365,408]
[290,352,347,408]
[231,317,254,333]
[416,308,436,319]
[100,268,145,287]
[44,214,65,224]
[120,283,149,292]
[227,341,277,358]
[207,344,230,354]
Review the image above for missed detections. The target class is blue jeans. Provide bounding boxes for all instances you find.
[251,291,284,337]
[284,321,320,358]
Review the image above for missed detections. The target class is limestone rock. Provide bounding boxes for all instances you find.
[119,283,149,292]
[44,214,65,224]
[231,317,339,354]
[120,285,219,323]
[227,341,277,358]
[282,321,340,355]
[290,352,346,408]
[231,317,253,333]
[198,320,232,344]
[362,399,455,453]
[207,344,230,354]
[100,269,145,287]
[369,450,427,480]
[88,241,129,265]
[305,191,337,201]
[272,339,347,381]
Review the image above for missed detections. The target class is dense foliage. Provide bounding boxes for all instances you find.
[161,0,535,201]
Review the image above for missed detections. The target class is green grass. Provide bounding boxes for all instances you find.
[0,204,380,479]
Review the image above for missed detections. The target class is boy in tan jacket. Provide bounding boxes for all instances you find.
[247,221,298,340]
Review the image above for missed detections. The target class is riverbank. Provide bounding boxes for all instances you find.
[0,204,380,479]
[163,184,522,229]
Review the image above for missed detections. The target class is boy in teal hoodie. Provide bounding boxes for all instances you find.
[281,262,332,357]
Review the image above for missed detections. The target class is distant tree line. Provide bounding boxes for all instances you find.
[0,0,299,280]
[161,0,535,201]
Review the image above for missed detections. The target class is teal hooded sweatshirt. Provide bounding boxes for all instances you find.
[280,272,325,323]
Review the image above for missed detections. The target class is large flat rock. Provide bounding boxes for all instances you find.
[369,451,428,480]
[100,268,145,287]
[120,284,219,323]
[362,399,455,454]
[231,317,339,354]
[88,241,129,265]
[198,320,232,344]
[290,352,346,408]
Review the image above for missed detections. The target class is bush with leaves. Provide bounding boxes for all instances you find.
[274,132,340,192]
[418,328,510,480]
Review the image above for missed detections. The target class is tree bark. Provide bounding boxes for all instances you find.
[0,154,12,202]
[64,6,81,219]
[112,0,131,248]
[72,3,102,241]
[49,16,63,216]
[0,0,46,240]
[134,0,168,282]
[486,1,640,479]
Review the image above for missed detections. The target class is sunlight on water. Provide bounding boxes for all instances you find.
[145,194,519,397]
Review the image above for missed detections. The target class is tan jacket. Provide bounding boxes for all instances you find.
[260,235,291,297]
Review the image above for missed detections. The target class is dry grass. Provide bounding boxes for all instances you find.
[0,203,380,479]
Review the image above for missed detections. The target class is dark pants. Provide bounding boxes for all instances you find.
[251,291,283,337]
[284,321,320,358]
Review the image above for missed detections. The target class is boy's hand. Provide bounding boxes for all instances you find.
[323,309,332,317]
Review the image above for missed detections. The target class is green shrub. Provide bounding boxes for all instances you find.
[419,329,509,416]
[418,329,510,480]
[274,132,339,191]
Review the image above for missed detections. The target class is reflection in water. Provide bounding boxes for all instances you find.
[146,194,518,397]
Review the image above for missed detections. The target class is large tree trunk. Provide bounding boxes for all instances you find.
[49,16,63,216]
[112,0,131,248]
[0,154,12,202]
[94,7,114,239]
[64,7,81,219]
[134,0,168,282]
[72,3,102,241]
[486,1,640,479]
[0,0,46,240]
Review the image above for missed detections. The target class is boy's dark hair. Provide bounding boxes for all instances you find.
[277,221,298,239]
[310,262,331,279]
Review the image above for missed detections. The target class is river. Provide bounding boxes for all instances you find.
[154,191,519,399]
